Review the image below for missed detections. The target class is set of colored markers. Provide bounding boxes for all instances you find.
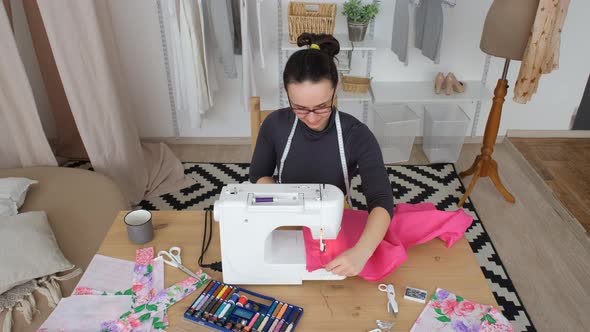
[184,280,304,332]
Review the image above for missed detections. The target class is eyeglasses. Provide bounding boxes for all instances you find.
[288,88,337,116]
[291,104,333,115]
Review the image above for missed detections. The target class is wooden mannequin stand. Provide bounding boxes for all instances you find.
[458,59,515,207]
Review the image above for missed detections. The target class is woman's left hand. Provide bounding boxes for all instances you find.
[324,246,372,277]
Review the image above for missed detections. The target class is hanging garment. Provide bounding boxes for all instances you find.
[164,0,207,129]
[180,0,213,119]
[413,0,456,64]
[240,0,257,111]
[0,0,57,169]
[303,203,473,281]
[203,0,238,78]
[414,0,443,63]
[162,0,187,133]
[256,0,265,68]
[410,288,513,331]
[513,0,570,104]
[230,0,242,55]
[197,0,218,109]
[391,0,411,65]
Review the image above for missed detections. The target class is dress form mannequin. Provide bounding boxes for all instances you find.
[480,0,539,60]
[458,0,539,207]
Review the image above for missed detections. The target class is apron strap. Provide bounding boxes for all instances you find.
[278,115,298,183]
[335,111,353,208]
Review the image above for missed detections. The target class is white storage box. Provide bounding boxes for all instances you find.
[373,104,420,163]
[422,105,470,163]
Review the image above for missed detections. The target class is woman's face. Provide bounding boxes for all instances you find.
[287,79,335,131]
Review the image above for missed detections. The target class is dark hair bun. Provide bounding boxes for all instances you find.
[296,33,340,58]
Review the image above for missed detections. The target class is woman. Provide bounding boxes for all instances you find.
[249,33,394,277]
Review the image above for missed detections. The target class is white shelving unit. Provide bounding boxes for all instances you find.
[372,81,491,104]
[275,2,492,134]
[277,1,376,123]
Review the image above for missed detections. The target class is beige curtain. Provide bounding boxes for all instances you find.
[22,0,88,159]
[0,1,57,169]
[36,0,194,204]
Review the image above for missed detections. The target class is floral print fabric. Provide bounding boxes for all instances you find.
[410,288,513,332]
[68,248,209,331]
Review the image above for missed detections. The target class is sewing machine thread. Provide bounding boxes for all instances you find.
[268,317,280,332]
[253,314,265,329]
[258,315,270,330]
[271,302,283,317]
[276,303,288,320]
[237,295,249,307]
[229,293,240,304]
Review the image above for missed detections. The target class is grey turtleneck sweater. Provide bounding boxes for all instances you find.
[249,108,394,218]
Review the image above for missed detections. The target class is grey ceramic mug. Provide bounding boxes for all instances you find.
[124,209,154,244]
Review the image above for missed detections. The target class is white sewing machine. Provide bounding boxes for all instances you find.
[213,183,346,285]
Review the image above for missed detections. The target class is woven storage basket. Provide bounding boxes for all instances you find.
[342,76,372,93]
[288,2,336,44]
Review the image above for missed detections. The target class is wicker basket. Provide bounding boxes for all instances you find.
[288,2,336,44]
[342,76,372,93]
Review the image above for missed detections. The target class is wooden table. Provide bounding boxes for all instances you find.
[97,211,497,331]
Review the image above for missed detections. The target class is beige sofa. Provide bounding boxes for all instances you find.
[0,166,129,331]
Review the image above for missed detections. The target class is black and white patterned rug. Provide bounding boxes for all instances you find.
[65,160,535,331]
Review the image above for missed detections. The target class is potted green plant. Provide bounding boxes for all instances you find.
[342,0,380,42]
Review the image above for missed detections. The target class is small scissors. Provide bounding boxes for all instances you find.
[378,284,399,317]
[157,246,200,279]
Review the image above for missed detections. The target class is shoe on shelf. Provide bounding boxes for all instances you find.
[434,72,446,95]
[445,72,465,95]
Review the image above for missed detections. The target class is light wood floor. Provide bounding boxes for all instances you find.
[510,138,590,234]
[168,142,590,332]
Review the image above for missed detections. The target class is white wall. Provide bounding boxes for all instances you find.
[15,0,590,139]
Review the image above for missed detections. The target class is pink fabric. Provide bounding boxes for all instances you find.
[303,203,474,281]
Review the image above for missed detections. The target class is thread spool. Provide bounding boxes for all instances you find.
[217,317,226,326]
[258,316,270,330]
[224,321,233,329]
[236,295,248,307]
[253,314,265,329]
[229,293,240,304]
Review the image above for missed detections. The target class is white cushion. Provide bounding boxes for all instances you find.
[0,211,74,294]
[0,200,17,217]
[0,177,38,209]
